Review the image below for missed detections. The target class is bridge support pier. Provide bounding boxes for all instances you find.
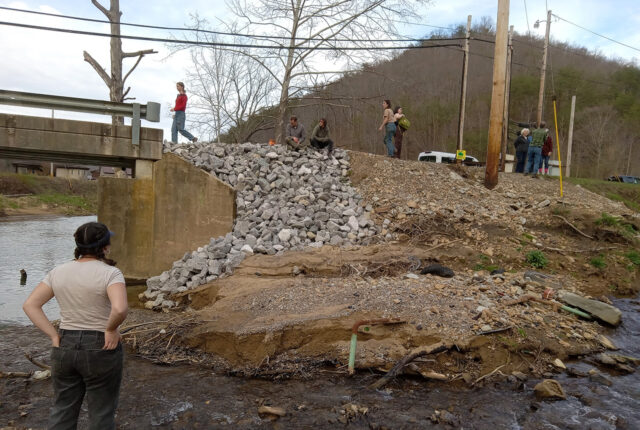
[99,153,236,281]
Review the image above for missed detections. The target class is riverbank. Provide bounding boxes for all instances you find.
[129,149,640,384]
[0,174,96,217]
[2,296,639,428]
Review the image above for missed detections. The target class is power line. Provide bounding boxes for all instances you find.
[553,13,640,54]
[0,20,463,51]
[389,18,455,31]
[0,5,453,44]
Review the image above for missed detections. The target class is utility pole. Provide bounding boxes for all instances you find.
[500,25,514,172]
[565,95,576,177]
[536,9,552,127]
[457,14,472,160]
[484,0,510,189]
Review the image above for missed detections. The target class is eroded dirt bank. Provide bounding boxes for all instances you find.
[128,153,640,381]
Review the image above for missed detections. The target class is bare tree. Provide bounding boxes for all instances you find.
[183,23,278,143]
[227,0,430,144]
[83,0,157,125]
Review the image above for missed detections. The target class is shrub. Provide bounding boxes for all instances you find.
[526,250,548,269]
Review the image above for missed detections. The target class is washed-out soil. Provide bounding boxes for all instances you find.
[130,152,640,379]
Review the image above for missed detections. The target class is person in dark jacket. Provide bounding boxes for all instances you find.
[539,133,553,175]
[310,118,334,157]
[514,128,530,173]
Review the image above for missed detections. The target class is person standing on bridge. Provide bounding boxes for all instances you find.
[170,82,198,144]
[23,222,128,430]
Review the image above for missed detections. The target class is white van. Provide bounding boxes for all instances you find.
[418,151,479,165]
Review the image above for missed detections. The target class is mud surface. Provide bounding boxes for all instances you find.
[2,295,639,429]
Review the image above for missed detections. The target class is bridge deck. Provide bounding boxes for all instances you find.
[0,113,163,167]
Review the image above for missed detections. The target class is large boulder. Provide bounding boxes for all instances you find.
[558,291,622,326]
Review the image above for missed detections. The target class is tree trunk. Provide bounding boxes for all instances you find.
[108,0,124,126]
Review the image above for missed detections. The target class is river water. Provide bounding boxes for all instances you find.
[0,216,638,428]
[0,215,96,324]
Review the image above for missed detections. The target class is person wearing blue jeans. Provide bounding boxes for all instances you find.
[378,99,396,157]
[170,82,198,143]
[525,122,548,178]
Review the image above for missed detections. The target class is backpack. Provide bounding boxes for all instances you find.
[398,116,410,130]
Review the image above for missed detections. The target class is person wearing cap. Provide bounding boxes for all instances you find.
[23,222,128,430]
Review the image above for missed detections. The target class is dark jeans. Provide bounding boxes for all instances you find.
[394,126,404,159]
[49,330,123,430]
[539,155,550,171]
[310,137,334,154]
[515,150,528,173]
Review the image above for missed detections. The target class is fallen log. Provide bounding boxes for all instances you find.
[369,341,451,390]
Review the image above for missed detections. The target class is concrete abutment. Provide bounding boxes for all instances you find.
[99,153,236,280]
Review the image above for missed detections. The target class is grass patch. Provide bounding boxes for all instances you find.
[36,193,92,210]
[625,250,640,267]
[589,255,607,270]
[526,250,548,269]
[473,254,499,272]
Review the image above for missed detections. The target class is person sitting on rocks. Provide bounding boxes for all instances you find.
[310,118,334,157]
[285,115,307,150]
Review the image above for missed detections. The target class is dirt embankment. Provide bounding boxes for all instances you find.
[0,174,97,217]
[126,152,639,382]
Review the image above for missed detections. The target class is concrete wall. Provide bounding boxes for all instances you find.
[98,153,236,280]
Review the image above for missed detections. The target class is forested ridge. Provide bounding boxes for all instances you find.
[221,20,640,179]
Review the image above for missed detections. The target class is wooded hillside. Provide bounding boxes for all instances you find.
[221,20,640,179]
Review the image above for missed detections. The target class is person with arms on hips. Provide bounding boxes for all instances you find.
[23,222,128,430]
[393,106,406,159]
[310,118,334,157]
[525,122,547,178]
[170,81,198,144]
[539,132,553,175]
[514,128,529,173]
[378,100,396,157]
[285,115,307,150]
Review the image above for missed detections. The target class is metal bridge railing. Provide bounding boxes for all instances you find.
[0,89,161,146]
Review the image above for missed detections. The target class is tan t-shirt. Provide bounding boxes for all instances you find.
[383,108,394,124]
[42,260,125,331]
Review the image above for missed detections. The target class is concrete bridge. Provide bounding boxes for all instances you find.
[1,90,236,281]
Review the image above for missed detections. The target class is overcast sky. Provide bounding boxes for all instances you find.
[0,0,638,141]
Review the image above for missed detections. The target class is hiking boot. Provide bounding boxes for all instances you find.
[523,172,529,176]
[531,174,538,179]
[192,137,198,143]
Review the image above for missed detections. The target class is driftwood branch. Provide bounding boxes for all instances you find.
[369,342,451,390]
[0,371,32,378]
[83,51,112,87]
[553,215,594,239]
[24,353,51,370]
[473,364,506,385]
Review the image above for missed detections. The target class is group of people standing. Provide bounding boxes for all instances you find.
[379,99,407,158]
[514,121,553,177]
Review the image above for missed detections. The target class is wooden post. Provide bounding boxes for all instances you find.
[536,9,552,128]
[484,0,510,189]
[565,95,576,177]
[500,25,514,172]
[457,15,472,159]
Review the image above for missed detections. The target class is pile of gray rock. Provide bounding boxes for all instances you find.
[142,142,377,309]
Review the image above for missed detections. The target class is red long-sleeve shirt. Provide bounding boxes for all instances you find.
[173,93,187,111]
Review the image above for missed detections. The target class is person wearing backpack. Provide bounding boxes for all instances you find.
[393,106,409,159]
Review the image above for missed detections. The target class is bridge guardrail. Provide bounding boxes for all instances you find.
[0,89,160,146]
